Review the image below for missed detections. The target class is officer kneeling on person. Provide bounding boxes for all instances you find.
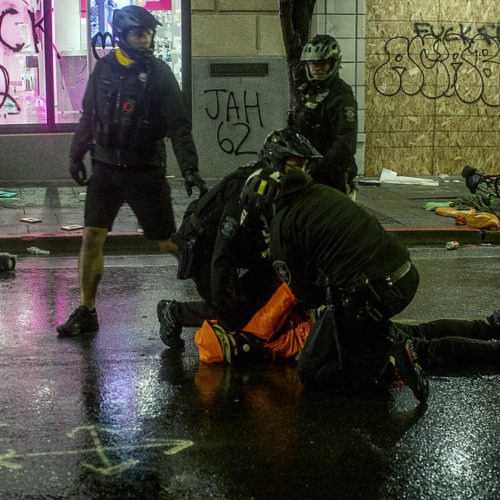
[240,167,430,403]
[156,128,321,349]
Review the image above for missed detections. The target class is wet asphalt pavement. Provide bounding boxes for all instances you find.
[0,246,499,499]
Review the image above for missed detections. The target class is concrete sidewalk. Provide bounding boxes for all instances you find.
[0,175,499,256]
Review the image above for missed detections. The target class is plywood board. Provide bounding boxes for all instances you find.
[365,1,500,176]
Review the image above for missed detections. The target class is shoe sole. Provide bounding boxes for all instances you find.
[390,341,429,404]
[56,325,99,336]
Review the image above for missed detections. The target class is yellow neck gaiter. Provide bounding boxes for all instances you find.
[115,48,135,68]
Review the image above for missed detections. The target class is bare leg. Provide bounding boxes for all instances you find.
[79,226,108,310]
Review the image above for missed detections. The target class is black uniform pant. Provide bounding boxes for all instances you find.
[396,319,499,367]
[298,264,420,394]
[172,261,276,331]
[170,253,217,328]
[172,300,217,328]
[298,312,499,395]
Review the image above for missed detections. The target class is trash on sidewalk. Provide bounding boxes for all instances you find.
[422,201,451,211]
[379,168,439,187]
[462,212,499,230]
[435,207,476,218]
[20,217,42,224]
[0,190,18,198]
[78,192,86,201]
[27,247,50,255]
[358,178,381,186]
[446,241,459,250]
[451,192,495,212]
[61,224,84,231]
[0,252,16,271]
[435,206,500,231]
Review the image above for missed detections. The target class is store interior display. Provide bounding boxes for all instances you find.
[0,0,182,127]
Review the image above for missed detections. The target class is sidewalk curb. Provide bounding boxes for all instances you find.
[384,226,500,246]
[0,232,160,255]
[1,227,497,255]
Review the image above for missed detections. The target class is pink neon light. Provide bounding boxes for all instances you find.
[144,0,172,10]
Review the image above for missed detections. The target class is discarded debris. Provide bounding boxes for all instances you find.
[61,224,84,231]
[358,178,381,186]
[422,201,451,211]
[27,247,50,255]
[0,252,16,271]
[445,241,459,250]
[379,168,439,187]
[20,217,42,224]
[0,190,18,198]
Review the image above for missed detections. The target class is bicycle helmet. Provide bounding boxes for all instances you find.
[240,167,283,227]
[112,6,161,60]
[258,128,322,172]
[301,35,342,81]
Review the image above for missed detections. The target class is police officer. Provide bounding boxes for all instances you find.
[156,129,321,348]
[57,5,207,336]
[240,168,429,402]
[290,35,358,195]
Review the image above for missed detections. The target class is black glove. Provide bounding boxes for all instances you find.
[184,169,208,197]
[69,160,88,186]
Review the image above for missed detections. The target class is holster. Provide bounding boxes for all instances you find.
[175,238,195,280]
[340,274,385,322]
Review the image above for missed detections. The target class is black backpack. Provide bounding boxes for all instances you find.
[173,162,259,279]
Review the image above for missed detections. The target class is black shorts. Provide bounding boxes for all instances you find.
[84,161,176,241]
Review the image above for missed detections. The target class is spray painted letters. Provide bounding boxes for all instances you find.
[0,1,43,112]
[204,88,264,156]
[373,23,500,107]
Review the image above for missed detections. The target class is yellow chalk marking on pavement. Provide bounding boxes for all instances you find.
[0,425,193,475]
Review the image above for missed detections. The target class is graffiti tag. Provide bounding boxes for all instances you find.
[204,88,264,156]
[0,1,46,113]
[373,24,500,107]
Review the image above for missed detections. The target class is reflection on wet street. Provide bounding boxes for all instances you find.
[0,249,498,498]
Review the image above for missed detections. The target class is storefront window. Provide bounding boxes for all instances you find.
[0,0,47,126]
[54,0,89,124]
[0,0,183,131]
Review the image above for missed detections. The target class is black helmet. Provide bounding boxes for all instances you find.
[258,128,322,172]
[300,35,342,81]
[240,167,283,227]
[112,6,161,60]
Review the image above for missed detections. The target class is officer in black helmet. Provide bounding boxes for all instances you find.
[156,129,321,348]
[240,169,500,402]
[240,167,428,402]
[57,5,207,336]
[290,34,358,196]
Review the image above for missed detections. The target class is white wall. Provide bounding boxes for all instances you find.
[313,0,366,175]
